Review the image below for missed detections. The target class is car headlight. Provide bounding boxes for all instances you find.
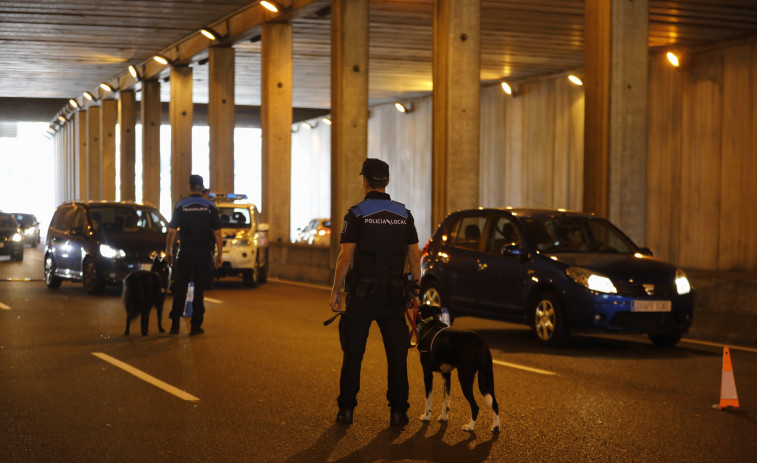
[566,266,617,294]
[100,244,126,259]
[675,269,691,295]
[11,232,24,242]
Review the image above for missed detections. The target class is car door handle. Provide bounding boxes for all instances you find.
[477,261,487,271]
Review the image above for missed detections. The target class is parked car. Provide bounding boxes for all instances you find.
[295,218,331,246]
[44,201,168,294]
[420,208,694,347]
[0,212,24,261]
[210,193,269,287]
[13,213,41,247]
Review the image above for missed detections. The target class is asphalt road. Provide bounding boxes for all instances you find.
[1,247,756,462]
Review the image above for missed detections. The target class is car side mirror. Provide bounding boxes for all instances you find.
[639,247,653,257]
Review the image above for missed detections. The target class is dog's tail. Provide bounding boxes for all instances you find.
[477,349,496,397]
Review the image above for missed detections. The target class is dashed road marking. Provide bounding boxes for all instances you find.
[0,302,10,310]
[269,277,330,291]
[92,352,200,402]
[493,359,557,376]
[204,297,222,304]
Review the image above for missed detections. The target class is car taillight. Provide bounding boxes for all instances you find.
[421,239,431,259]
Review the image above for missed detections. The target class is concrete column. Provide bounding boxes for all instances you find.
[75,110,87,199]
[101,99,118,201]
[431,0,481,228]
[330,0,369,266]
[261,22,293,243]
[141,80,162,208]
[119,90,137,201]
[209,46,235,194]
[87,106,101,200]
[584,0,648,243]
[170,65,194,207]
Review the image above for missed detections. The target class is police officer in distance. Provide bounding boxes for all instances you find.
[165,175,223,335]
[330,158,422,427]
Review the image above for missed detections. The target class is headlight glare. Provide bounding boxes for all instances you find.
[675,269,691,295]
[11,232,24,242]
[100,244,125,259]
[566,266,617,294]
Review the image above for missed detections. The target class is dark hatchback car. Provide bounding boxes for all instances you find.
[0,212,24,261]
[13,213,41,247]
[420,208,694,347]
[44,201,168,294]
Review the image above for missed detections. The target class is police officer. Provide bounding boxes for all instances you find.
[165,174,223,335]
[329,158,421,427]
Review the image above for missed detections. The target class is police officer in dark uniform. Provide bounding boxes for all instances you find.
[329,158,421,427]
[165,175,223,335]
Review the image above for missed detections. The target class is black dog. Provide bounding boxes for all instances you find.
[415,304,500,432]
[122,256,169,336]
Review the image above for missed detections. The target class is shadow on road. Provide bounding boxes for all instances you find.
[283,421,499,463]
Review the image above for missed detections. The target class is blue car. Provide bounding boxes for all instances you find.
[420,208,694,347]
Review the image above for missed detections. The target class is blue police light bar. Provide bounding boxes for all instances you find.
[209,193,248,200]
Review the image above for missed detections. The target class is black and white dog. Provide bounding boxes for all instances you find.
[122,256,169,336]
[416,304,500,432]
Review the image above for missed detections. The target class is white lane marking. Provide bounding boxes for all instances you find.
[493,359,557,376]
[92,352,200,402]
[204,297,222,304]
[0,302,10,310]
[269,277,330,291]
[681,338,757,354]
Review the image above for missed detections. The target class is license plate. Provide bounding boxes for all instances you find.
[631,300,671,312]
[139,263,152,271]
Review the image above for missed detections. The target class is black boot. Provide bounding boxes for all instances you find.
[389,408,408,427]
[336,408,353,425]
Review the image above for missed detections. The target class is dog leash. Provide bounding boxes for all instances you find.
[404,300,420,348]
[323,311,344,326]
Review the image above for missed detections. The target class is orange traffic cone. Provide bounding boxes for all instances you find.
[719,346,740,410]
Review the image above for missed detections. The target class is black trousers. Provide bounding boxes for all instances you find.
[337,293,410,412]
[170,246,212,328]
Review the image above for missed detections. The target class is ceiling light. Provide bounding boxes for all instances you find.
[302,121,314,129]
[568,75,583,86]
[100,83,113,92]
[666,51,680,67]
[128,65,140,79]
[200,28,217,40]
[57,115,66,123]
[68,99,79,109]
[260,1,279,12]
[83,92,94,101]
[322,117,332,125]
[501,82,513,95]
[153,55,169,65]
[394,102,407,113]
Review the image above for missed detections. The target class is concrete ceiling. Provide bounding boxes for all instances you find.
[2,0,757,122]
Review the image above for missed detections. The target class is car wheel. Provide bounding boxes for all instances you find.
[44,254,62,289]
[256,253,268,284]
[531,291,568,346]
[82,259,105,294]
[648,333,682,347]
[242,269,256,287]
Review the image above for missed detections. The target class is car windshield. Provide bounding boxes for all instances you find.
[14,214,35,227]
[218,207,251,228]
[521,217,637,254]
[88,206,167,233]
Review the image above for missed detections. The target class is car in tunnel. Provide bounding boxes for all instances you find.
[44,201,168,294]
[13,212,41,247]
[419,208,694,347]
[0,212,24,261]
[294,218,331,246]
